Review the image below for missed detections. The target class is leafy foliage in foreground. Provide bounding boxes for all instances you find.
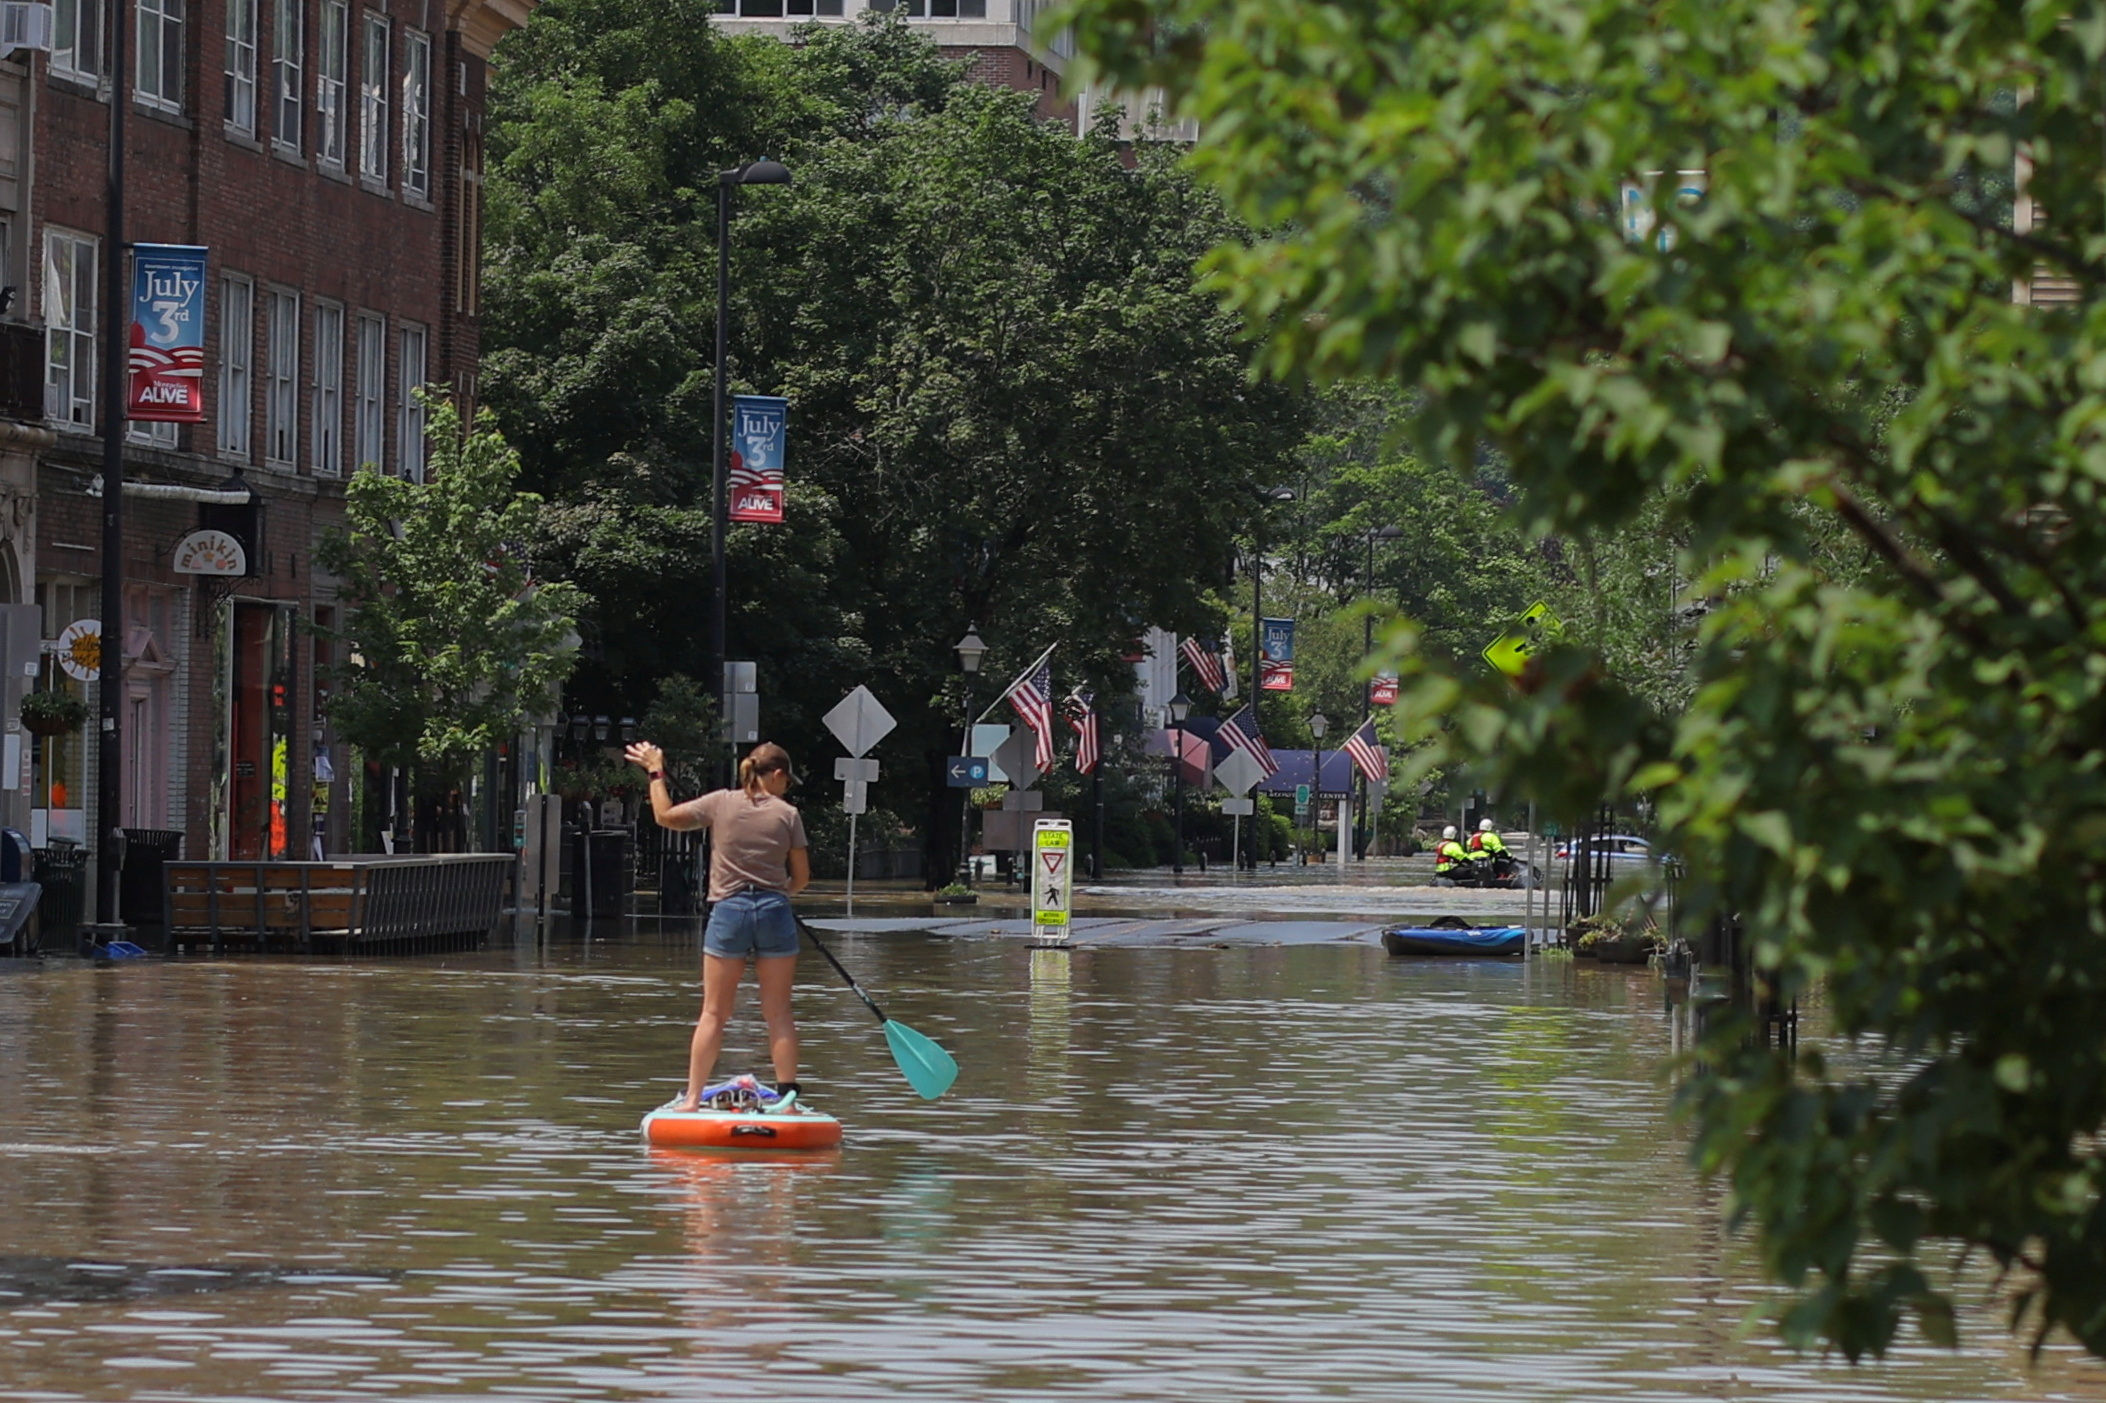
[1061,0,2106,1361]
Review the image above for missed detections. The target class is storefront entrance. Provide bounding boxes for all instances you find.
[215,600,296,861]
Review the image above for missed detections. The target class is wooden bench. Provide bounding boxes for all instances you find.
[163,855,514,955]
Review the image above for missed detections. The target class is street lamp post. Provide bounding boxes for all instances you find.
[1308,712,1328,864]
[954,624,986,886]
[708,158,792,786]
[1358,525,1404,859]
[89,0,131,939]
[1169,690,1192,876]
[1249,485,1297,710]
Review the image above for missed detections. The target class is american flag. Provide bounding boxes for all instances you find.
[1008,659,1056,773]
[1343,717,1388,783]
[1066,690,1100,775]
[1216,704,1278,779]
[1178,636,1227,694]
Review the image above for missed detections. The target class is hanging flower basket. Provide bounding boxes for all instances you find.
[20,690,89,738]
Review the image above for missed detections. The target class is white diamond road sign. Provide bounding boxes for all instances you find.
[823,685,896,758]
[1214,747,1267,797]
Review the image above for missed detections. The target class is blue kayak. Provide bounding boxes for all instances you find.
[1382,925,1526,957]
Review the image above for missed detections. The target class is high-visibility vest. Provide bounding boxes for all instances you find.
[1477,831,1509,857]
[1435,839,1470,872]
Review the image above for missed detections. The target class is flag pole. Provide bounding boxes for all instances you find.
[972,641,1059,727]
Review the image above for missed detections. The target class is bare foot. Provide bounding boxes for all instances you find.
[674,1096,700,1113]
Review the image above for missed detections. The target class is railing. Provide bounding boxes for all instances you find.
[163,854,513,955]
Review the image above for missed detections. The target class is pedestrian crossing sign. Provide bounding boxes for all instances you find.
[1032,820,1074,943]
[1481,602,1564,681]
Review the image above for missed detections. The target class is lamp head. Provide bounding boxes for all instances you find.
[1255,484,1297,503]
[1309,713,1328,739]
[737,158,793,186]
[1371,525,1405,541]
[1168,691,1192,724]
[954,625,987,675]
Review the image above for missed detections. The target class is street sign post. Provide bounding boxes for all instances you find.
[1481,602,1565,682]
[823,688,895,917]
[1031,819,1074,947]
[945,756,989,788]
[990,729,1042,791]
[1214,748,1268,871]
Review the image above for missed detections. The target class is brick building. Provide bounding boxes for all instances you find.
[6,0,533,904]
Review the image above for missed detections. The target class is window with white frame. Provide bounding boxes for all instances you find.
[137,0,187,113]
[273,0,303,148]
[218,275,254,458]
[402,29,430,198]
[311,301,343,475]
[397,323,426,481]
[265,289,300,464]
[53,0,103,79]
[43,230,97,433]
[225,0,257,133]
[354,312,384,471]
[727,0,846,12]
[316,0,348,168]
[359,12,389,184]
[127,419,179,448]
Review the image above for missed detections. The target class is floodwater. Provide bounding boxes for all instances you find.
[1,923,2100,1402]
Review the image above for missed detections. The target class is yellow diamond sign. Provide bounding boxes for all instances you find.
[1481,602,1563,680]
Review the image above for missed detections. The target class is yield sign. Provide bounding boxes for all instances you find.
[823,685,897,758]
[1041,850,1066,877]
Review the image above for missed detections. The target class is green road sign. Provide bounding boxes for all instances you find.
[1295,783,1311,805]
[1481,601,1565,679]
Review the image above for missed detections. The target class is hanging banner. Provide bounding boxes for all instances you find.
[127,243,209,422]
[1370,670,1399,706]
[56,619,101,682]
[1260,617,1296,691]
[728,394,787,524]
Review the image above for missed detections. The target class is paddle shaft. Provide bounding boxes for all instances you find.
[796,916,891,1027]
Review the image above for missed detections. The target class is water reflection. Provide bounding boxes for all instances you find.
[0,935,2097,1401]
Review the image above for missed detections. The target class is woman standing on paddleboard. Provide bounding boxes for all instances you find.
[627,739,810,1111]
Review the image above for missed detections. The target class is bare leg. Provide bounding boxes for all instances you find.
[679,953,745,1110]
[755,952,799,1088]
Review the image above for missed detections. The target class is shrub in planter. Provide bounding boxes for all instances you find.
[20,690,89,737]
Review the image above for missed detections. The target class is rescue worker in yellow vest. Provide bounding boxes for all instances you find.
[1469,819,1510,860]
[1434,825,1473,878]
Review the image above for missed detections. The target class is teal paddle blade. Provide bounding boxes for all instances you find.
[884,1019,958,1100]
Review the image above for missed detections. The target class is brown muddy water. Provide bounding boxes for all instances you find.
[0,926,2100,1402]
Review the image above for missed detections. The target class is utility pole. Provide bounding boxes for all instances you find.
[91,0,131,939]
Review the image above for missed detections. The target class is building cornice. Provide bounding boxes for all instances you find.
[446,0,540,61]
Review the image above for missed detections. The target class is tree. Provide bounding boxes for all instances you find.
[484,15,1305,879]
[318,398,587,839]
[1065,0,2106,1362]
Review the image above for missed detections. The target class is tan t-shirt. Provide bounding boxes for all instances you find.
[675,789,810,901]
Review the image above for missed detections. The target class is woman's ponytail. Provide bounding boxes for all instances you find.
[739,756,761,796]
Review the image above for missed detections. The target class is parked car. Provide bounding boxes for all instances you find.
[1553,834,1661,863]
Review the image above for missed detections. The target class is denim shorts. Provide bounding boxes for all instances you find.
[704,889,799,959]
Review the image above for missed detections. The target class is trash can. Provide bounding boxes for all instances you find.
[120,827,185,929]
[572,828,630,920]
[33,841,85,946]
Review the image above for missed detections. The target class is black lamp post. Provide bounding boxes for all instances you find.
[90,0,131,935]
[708,157,792,785]
[954,624,986,885]
[1309,712,1328,863]
[1359,525,1404,859]
[1169,690,1192,875]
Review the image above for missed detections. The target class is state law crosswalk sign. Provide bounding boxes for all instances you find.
[1032,820,1074,944]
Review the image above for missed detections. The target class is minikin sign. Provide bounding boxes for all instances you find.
[172,528,248,577]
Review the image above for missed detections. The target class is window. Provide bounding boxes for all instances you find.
[353,312,384,471]
[865,0,974,13]
[43,231,97,433]
[359,12,388,184]
[53,0,103,79]
[218,275,254,458]
[273,0,303,148]
[316,0,348,167]
[397,323,426,481]
[127,419,179,448]
[311,301,343,475]
[264,289,299,464]
[225,0,257,133]
[137,0,186,113]
[401,29,430,198]
[726,0,846,11]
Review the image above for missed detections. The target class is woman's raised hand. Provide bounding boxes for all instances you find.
[624,741,665,773]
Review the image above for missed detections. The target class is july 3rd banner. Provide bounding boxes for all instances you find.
[728,394,788,524]
[1260,617,1296,691]
[127,244,208,422]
